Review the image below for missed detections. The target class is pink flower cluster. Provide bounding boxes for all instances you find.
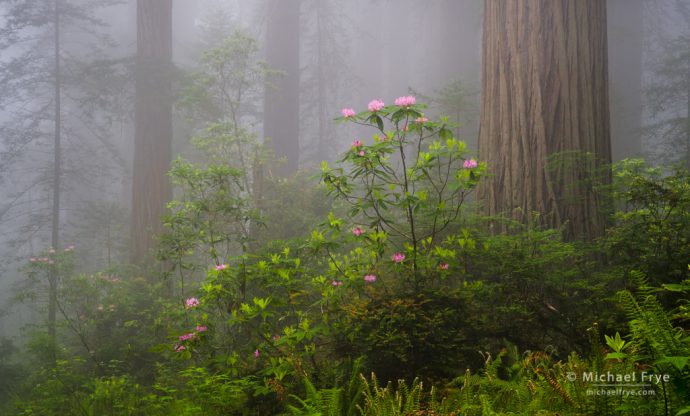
[215,263,228,271]
[438,262,449,270]
[415,117,428,123]
[391,252,405,263]
[175,325,208,352]
[368,99,385,112]
[352,227,365,236]
[364,274,377,283]
[394,95,416,108]
[331,280,343,287]
[179,332,195,341]
[463,159,478,169]
[185,297,200,309]
[351,139,363,149]
[341,108,356,118]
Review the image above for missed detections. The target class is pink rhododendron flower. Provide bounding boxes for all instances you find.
[368,99,385,112]
[364,274,377,283]
[179,333,195,341]
[341,108,356,118]
[185,297,200,308]
[351,139,363,148]
[358,150,365,157]
[196,325,208,332]
[394,95,416,107]
[391,252,405,263]
[175,344,186,352]
[254,349,260,358]
[438,262,449,270]
[352,227,364,236]
[415,117,428,123]
[463,159,478,169]
[215,263,228,271]
[331,280,343,287]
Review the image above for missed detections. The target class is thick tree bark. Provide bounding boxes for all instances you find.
[130,0,173,265]
[478,0,611,241]
[264,0,300,176]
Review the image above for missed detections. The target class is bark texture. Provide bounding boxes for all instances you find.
[130,0,173,265]
[478,0,611,240]
[264,0,300,176]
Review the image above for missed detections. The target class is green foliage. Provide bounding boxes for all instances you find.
[11,93,690,416]
[358,374,425,416]
[323,103,484,262]
[607,160,690,286]
[612,276,690,414]
[287,378,344,416]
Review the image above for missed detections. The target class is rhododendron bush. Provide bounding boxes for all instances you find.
[156,98,489,404]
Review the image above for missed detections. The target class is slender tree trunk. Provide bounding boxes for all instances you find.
[130,0,173,266]
[686,54,690,169]
[264,0,300,176]
[478,0,611,241]
[608,0,643,161]
[48,0,62,364]
[316,0,326,161]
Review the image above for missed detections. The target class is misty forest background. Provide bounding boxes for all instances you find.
[0,0,689,415]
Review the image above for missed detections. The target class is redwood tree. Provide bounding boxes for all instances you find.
[130,0,173,265]
[478,0,612,240]
[264,0,300,176]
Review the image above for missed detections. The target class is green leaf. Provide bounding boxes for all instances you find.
[657,356,689,371]
[604,352,628,360]
[374,115,384,131]
[662,283,686,292]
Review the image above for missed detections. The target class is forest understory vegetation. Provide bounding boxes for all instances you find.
[1,94,689,416]
[0,0,689,410]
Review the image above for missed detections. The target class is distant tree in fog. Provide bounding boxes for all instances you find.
[477,0,611,241]
[130,0,173,266]
[263,0,300,176]
[644,1,690,168]
[0,0,123,363]
[300,0,351,165]
[608,0,644,161]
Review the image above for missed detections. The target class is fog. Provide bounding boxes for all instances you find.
[0,1,688,414]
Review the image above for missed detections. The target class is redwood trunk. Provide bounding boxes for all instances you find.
[478,0,611,240]
[130,0,173,265]
[264,0,300,176]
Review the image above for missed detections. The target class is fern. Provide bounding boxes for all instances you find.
[286,378,342,416]
[357,374,424,416]
[613,275,690,414]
